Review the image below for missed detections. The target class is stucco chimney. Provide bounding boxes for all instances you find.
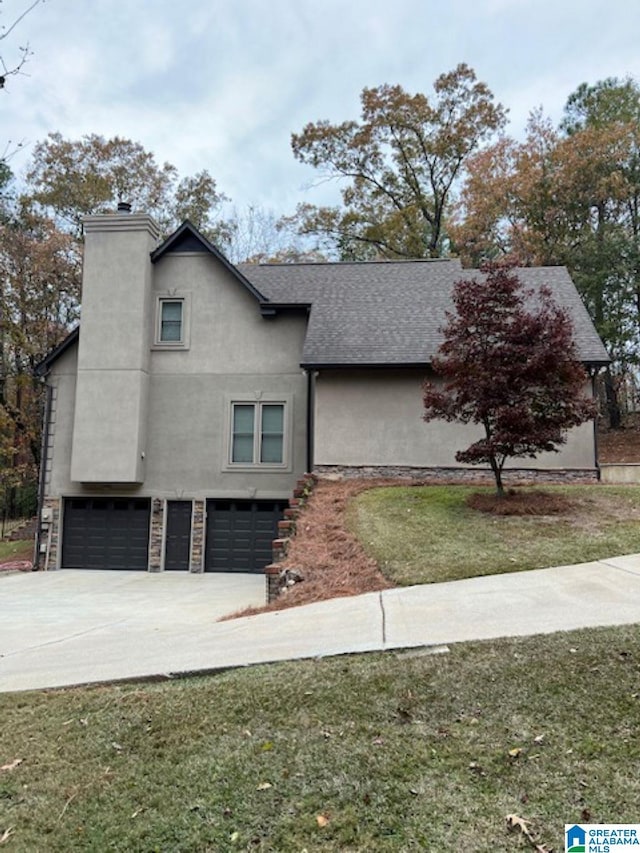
[70,212,161,484]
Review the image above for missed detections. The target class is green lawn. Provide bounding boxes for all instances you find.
[0,539,33,564]
[348,484,640,585]
[1,626,638,851]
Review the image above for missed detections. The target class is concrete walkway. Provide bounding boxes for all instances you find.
[1,555,640,692]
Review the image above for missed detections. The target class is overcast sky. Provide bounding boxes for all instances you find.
[2,0,640,215]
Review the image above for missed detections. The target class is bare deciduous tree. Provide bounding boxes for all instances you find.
[0,0,44,91]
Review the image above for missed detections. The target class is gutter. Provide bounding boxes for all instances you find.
[305,369,316,473]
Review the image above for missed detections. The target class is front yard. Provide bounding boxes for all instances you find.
[1,626,638,852]
[270,481,640,611]
[348,484,640,586]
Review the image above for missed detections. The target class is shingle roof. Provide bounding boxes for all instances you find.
[239,259,610,367]
[35,225,610,375]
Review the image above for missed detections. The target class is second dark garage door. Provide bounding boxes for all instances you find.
[62,497,151,570]
[205,500,286,573]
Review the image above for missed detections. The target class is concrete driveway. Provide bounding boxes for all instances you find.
[2,555,640,693]
[0,570,265,690]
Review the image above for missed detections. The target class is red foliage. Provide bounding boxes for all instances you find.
[423,264,596,493]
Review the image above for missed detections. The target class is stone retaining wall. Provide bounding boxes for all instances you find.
[265,473,317,602]
[313,465,599,485]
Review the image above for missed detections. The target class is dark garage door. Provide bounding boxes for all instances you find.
[205,500,285,573]
[165,500,192,571]
[62,497,151,570]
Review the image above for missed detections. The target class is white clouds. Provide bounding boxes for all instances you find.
[137,21,176,76]
[2,0,640,212]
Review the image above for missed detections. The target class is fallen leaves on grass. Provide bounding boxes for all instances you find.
[57,791,78,823]
[598,415,640,463]
[505,814,552,852]
[0,559,32,572]
[0,828,14,845]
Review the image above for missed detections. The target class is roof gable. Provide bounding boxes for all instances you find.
[151,221,267,304]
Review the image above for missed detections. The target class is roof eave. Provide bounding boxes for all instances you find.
[583,358,611,370]
[260,302,311,317]
[302,355,610,370]
[301,360,430,370]
[34,326,80,377]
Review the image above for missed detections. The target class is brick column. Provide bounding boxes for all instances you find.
[190,499,205,572]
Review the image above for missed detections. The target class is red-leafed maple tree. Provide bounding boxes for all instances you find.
[422,264,597,496]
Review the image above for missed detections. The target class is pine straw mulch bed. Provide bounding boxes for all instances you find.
[466,488,574,515]
[0,542,35,574]
[227,478,397,618]
[229,476,575,620]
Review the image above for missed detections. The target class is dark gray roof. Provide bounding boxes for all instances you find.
[35,225,610,376]
[239,259,610,367]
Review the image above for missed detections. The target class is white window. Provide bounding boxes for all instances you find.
[231,402,285,465]
[159,299,183,343]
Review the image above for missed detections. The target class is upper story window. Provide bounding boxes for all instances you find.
[231,402,285,465]
[159,299,183,343]
[154,295,190,349]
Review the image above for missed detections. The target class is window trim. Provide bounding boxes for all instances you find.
[223,395,292,472]
[153,294,191,350]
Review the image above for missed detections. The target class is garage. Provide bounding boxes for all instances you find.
[61,497,151,570]
[205,500,286,573]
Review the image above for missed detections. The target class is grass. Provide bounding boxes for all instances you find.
[1,626,639,851]
[348,484,640,585]
[0,540,33,564]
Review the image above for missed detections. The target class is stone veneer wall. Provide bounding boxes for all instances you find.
[190,499,205,572]
[149,498,164,572]
[313,465,599,484]
[149,498,206,572]
[40,497,61,570]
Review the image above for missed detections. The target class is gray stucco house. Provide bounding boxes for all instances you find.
[35,210,609,573]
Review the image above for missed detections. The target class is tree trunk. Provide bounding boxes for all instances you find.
[488,455,505,497]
